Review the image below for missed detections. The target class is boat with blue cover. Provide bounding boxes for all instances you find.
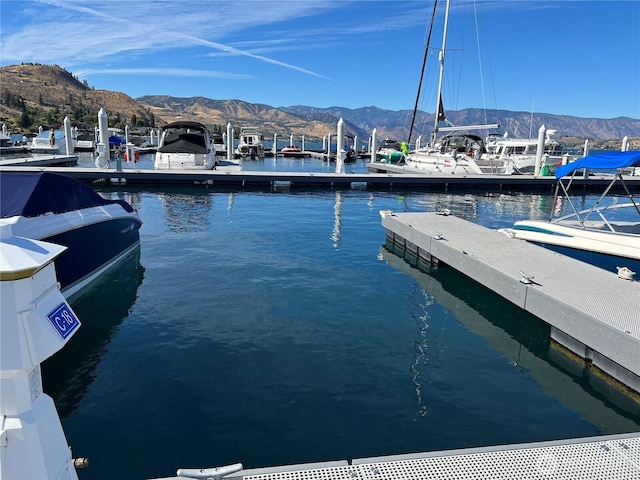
[503,150,640,276]
[0,172,142,298]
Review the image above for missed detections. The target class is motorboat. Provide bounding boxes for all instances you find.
[376,139,405,163]
[280,145,301,154]
[154,121,217,169]
[502,150,640,275]
[210,131,227,159]
[74,131,96,152]
[30,129,76,154]
[0,171,143,298]
[484,130,576,175]
[280,145,308,157]
[402,0,512,175]
[236,126,265,159]
[0,131,28,154]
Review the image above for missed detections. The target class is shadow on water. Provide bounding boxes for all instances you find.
[380,242,640,430]
[42,247,145,417]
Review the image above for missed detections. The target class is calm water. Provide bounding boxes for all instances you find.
[39,155,640,479]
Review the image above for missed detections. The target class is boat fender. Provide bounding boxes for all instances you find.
[124,151,140,163]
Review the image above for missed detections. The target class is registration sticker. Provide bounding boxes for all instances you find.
[47,303,80,339]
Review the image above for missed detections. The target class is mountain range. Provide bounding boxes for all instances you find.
[1,64,639,149]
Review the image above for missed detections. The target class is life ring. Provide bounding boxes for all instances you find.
[124,151,140,163]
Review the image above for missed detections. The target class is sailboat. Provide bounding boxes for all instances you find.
[404,0,513,175]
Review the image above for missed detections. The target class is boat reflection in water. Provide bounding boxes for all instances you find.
[379,245,640,429]
[42,247,144,418]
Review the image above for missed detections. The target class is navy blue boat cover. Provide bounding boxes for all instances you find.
[555,150,640,178]
[1,172,133,218]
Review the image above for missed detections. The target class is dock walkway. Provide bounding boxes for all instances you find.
[381,211,640,394]
[155,432,640,479]
[1,164,639,192]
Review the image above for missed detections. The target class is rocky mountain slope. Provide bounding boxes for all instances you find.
[0,64,157,130]
[1,64,638,149]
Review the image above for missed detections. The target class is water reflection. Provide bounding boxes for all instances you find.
[379,245,640,431]
[42,248,145,417]
[159,190,213,232]
[408,283,433,417]
[331,191,343,248]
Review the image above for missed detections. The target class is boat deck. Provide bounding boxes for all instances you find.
[381,211,640,394]
[153,432,640,479]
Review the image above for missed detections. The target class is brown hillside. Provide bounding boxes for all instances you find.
[0,64,157,131]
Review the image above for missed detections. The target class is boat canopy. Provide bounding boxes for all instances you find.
[0,172,133,218]
[555,151,640,178]
[158,121,209,154]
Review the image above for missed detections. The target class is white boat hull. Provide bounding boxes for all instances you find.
[154,152,215,169]
[405,150,513,175]
[508,220,640,261]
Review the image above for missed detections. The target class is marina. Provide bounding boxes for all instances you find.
[1,105,639,480]
[3,182,633,479]
[1,0,639,475]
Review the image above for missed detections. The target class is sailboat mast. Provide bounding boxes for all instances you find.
[432,0,450,146]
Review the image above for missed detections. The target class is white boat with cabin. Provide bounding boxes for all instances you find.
[502,150,640,275]
[154,121,217,170]
[236,126,265,159]
[484,130,576,175]
[30,129,76,154]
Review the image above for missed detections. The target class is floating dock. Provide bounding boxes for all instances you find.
[1,164,640,192]
[381,211,640,395]
[154,432,640,479]
[0,154,77,167]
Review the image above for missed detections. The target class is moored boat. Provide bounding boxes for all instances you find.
[502,150,640,275]
[30,129,76,154]
[74,131,96,152]
[402,0,512,175]
[236,126,265,159]
[484,130,576,175]
[154,121,217,170]
[0,172,143,298]
[376,138,405,163]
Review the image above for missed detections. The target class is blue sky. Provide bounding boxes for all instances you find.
[1,0,639,119]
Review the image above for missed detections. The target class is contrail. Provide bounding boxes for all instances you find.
[34,0,334,80]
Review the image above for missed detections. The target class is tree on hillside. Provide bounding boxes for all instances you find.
[19,111,32,128]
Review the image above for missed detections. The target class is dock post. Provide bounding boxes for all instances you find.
[226,122,233,161]
[302,135,305,152]
[96,108,110,168]
[273,133,278,155]
[336,118,345,173]
[534,124,546,176]
[371,128,377,163]
[583,139,590,159]
[622,136,629,152]
[125,125,135,168]
[0,224,82,479]
[63,116,73,155]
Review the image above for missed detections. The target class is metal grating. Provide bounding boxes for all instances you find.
[241,436,640,480]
